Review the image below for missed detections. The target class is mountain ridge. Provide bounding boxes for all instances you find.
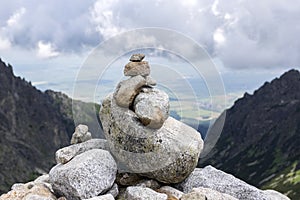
[200,69,300,199]
[0,58,101,193]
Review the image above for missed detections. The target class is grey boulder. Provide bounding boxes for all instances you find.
[100,95,203,183]
[176,165,290,200]
[49,149,117,200]
[55,139,109,164]
[133,89,169,129]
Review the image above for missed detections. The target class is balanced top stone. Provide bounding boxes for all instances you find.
[130,53,145,62]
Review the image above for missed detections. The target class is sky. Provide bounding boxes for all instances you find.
[0,0,299,102]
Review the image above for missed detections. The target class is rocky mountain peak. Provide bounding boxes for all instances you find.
[0,59,102,193]
[200,69,300,199]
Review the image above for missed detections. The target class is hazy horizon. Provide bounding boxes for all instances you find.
[1,0,299,108]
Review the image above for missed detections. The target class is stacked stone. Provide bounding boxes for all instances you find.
[114,53,168,129]
[100,54,204,184]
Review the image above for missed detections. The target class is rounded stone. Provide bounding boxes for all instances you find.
[49,149,117,200]
[134,89,169,129]
[99,95,203,183]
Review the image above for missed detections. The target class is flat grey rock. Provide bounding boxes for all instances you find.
[49,149,117,200]
[55,139,108,164]
[129,53,145,62]
[124,61,150,77]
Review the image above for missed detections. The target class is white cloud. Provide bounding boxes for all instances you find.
[0,36,11,50]
[213,28,226,45]
[0,0,300,70]
[181,0,198,7]
[90,0,126,40]
[7,7,26,27]
[211,0,220,16]
[37,41,60,59]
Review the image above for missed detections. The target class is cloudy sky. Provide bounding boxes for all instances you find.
[0,0,299,100]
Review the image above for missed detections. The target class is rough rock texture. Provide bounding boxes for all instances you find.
[133,89,169,129]
[157,186,183,199]
[124,61,150,77]
[124,186,167,200]
[0,182,56,200]
[33,174,53,192]
[129,54,145,62]
[113,75,146,107]
[192,187,238,200]
[180,192,206,200]
[176,165,290,200]
[264,190,290,200]
[70,124,92,144]
[83,194,114,200]
[106,183,119,198]
[55,139,108,164]
[100,95,203,183]
[49,149,117,200]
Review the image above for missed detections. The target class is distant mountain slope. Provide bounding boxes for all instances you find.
[0,58,102,193]
[200,69,300,199]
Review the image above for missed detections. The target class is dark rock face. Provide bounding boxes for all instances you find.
[0,59,102,193]
[200,69,300,199]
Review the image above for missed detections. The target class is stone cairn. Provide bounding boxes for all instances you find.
[1,54,290,200]
[100,53,203,184]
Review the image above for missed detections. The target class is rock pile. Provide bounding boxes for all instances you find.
[100,54,203,183]
[0,54,291,200]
